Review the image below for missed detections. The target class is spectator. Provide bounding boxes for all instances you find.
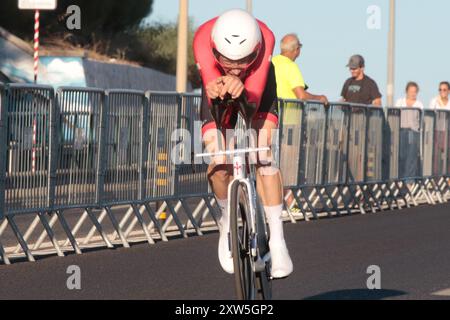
[396,82,423,180]
[272,34,328,104]
[395,82,424,108]
[341,54,382,106]
[272,34,328,214]
[429,81,450,110]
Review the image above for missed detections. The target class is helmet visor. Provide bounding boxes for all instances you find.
[213,48,259,70]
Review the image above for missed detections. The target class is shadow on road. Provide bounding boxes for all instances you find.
[304,289,407,300]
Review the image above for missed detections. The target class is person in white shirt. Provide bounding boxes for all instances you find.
[396,82,423,179]
[395,81,424,108]
[429,81,450,110]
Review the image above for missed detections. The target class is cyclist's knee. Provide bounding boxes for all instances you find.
[256,164,280,177]
[208,163,232,183]
[254,145,279,176]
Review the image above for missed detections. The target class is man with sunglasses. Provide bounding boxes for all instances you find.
[341,54,382,106]
[193,9,293,279]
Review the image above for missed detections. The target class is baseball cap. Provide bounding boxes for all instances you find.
[346,54,365,68]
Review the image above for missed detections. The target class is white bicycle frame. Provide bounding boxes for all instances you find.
[197,146,271,273]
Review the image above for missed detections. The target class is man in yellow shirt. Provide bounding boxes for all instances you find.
[272,33,328,105]
[272,33,328,212]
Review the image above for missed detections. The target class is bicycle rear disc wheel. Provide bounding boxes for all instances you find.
[230,184,256,300]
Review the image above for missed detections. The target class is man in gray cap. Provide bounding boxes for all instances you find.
[341,54,382,106]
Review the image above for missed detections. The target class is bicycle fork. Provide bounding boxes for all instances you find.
[226,154,269,273]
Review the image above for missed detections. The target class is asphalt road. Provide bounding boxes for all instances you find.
[1,203,450,300]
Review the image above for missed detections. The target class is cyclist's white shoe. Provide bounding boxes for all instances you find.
[269,240,293,279]
[218,219,234,274]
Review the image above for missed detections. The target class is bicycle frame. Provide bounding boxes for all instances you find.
[198,146,271,272]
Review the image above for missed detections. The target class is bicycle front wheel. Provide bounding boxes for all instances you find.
[230,183,255,300]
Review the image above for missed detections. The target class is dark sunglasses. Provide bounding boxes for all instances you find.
[439,88,448,92]
[213,49,258,69]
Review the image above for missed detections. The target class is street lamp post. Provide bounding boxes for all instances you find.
[387,0,396,106]
[176,0,188,93]
[246,0,252,13]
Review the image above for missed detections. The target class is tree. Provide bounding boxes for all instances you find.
[0,0,153,39]
[0,0,201,88]
[128,21,201,88]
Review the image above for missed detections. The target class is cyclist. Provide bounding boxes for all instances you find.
[193,9,293,279]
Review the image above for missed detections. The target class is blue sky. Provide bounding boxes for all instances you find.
[147,0,449,105]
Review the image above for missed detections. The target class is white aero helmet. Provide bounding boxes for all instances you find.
[211,9,262,62]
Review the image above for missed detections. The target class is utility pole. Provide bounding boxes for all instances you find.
[246,0,253,13]
[387,0,396,106]
[176,0,188,93]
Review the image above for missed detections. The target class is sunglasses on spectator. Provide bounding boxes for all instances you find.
[439,88,448,92]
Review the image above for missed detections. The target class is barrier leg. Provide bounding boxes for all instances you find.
[7,216,35,262]
[365,184,381,212]
[292,188,309,221]
[202,195,219,226]
[199,197,215,227]
[316,187,332,217]
[185,198,206,229]
[338,186,352,215]
[0,218,9,237]
[165,200,187,238]
[391,181,406,209]
[161,201,180,233]
[33,212,58,251]
[395,181,411,208]
[38,212,64,257]
[373,184,388,211]
[418,180,434,205]
[387,183,400,209]
[56,210,82,254]
[324,186,341,216]
[347,185,365,214]
[180,198,203,236]
[301,187,318,219]
[131,203,155,245]
[367,184,380,212]
[83,209,108,245]
[430,179,444,203]
[112,205,135,240]
[62,210,88,248]
[85,208,114,248]
[143,203,168,241]
[127,203,166,239]
[13,214,40,254]
[0,240,10,265]
[105,207,130,248]
[379,183,393,210]
[283,189,298,223]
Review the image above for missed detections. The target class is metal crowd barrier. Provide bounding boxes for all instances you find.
[0,84,449,265]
